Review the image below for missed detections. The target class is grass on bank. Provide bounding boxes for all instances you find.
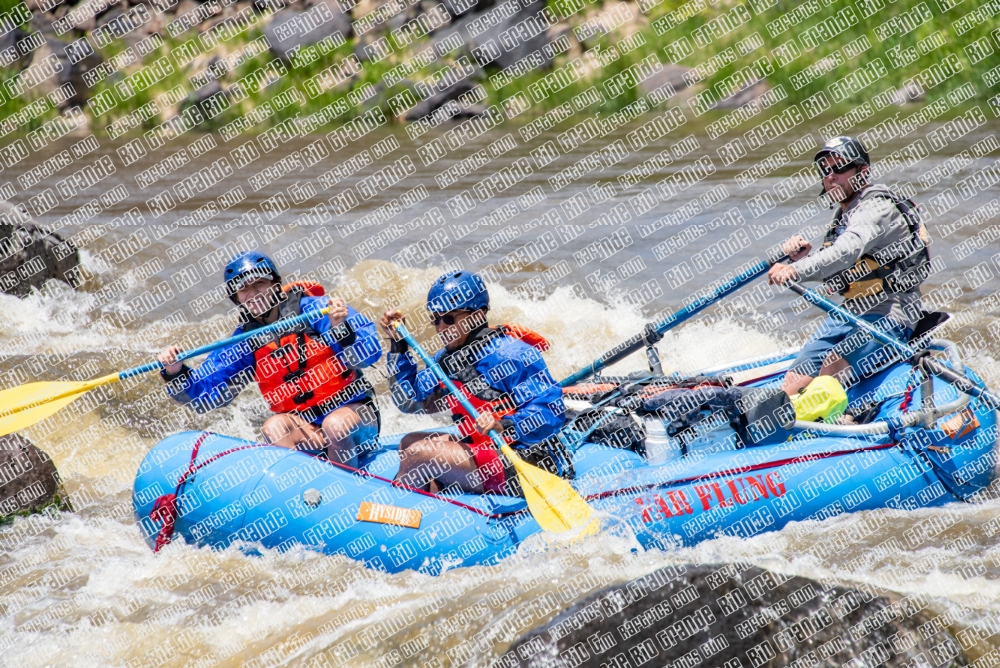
[5,0,1000,135]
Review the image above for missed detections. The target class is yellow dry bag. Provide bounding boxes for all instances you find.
[792,376,848,423]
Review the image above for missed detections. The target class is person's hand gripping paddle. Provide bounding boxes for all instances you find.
[0,305,333,437]
[392,321,597,534]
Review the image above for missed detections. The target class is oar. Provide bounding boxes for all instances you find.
[786,280,1000,409]
[392,321,596,534]
[0,305,332,437]
[560,255,785,387]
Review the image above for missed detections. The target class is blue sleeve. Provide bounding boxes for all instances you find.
[387,350,444,414]
[489,341,566,445]
[309,298,382,371]
[161,328,255,414]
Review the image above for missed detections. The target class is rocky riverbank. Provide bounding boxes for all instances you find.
[0,0,991,143]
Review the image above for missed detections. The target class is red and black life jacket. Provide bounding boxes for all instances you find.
[247,286,357,415]
[438,324,549,449]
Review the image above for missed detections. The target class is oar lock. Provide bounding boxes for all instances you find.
[641,323,664,346]
[641,323,665,375]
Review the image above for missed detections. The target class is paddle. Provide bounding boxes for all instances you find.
[786,280,1000,409]
[0,305,333,437]
[392,321,596,534]
[560,255,785,387]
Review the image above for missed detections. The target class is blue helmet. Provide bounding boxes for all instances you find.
[427,270,489,314]
[223,251,280,303]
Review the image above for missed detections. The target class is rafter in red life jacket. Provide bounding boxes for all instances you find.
[250,285,356,414]
[496,323,549,352]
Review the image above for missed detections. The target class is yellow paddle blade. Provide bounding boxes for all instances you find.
[0,380,92,413]
[501,444,597,535]
[0,386,87,436]
[0,375,120,437]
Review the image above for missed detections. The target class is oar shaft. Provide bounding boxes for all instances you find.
[923,357,999,406]
[786,282,912,357]
[787,281,1000,409]
[117,306,332,380]
[394,323,506,449]
[560,257,777,386]
[1,305,338,422]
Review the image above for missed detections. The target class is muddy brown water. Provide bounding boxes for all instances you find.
[3,107,1000,666]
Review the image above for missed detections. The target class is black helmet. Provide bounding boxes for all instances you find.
[815,136,871,201]
[814,136,870,169]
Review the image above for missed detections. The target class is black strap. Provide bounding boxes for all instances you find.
[296,332,308,370]
[825,186,929,295]
[331,320,356,347]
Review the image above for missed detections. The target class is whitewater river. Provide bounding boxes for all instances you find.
[3,106,1000,666]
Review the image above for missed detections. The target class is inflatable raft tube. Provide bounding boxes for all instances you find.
[133,363,999,575]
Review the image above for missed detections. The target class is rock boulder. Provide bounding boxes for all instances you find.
[506,563,968,668]
[179,80,231,124]
[23,36,103,108]
[404,77,478,121]
[0,433,64,519]
[265,0,352,61]
[637,63,693,100]
[716,79,771,110]
[0,27,30,70]
[0,201,82,297]
[432,0,552,70]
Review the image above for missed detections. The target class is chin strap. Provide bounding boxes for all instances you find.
[240,298,283,327]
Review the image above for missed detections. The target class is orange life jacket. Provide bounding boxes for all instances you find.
[282,280,325,297]
[496,323,549,352]
[439,324,549,449]
[250,287,356,414]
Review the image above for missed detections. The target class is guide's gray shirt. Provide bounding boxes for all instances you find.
[791,187,923,328]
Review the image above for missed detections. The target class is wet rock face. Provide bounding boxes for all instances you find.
[24,36,103,109]
[506,564,969,668]
[0,201,82,297]
[431,0,552,70]
[265,0,352,61]
[0,434,62,518]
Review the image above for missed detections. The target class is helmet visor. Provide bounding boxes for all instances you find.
[815,160,860,179]
[228,267,277,292]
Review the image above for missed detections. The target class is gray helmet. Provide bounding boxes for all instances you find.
[814,136,870,169]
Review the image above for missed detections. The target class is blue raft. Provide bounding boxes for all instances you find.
[133,340,1000,575]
